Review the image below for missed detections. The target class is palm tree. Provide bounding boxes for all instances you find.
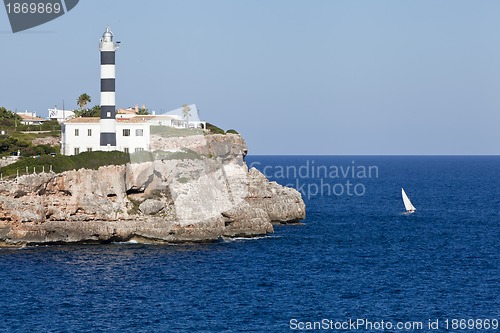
[77,93,92,111]
[182,104,191,128]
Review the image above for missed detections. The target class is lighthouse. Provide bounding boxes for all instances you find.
[99,27,120,148]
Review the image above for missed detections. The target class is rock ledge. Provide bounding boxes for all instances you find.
[0,134,305,246]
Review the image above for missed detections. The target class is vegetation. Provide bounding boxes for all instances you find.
[182,104,191,128]
[150,123,241,137]
[152,149,201,161]
[0,106,61,158]
[0,107,59,132]
[0,135,57,157]
[0,151,130,178]
[206,122,225,134]
[74,105,100,118]
[127,198,141,215]
[129,150,154,163]
[150,126,202,138]
[0,145,205,179]
[77,93,92,111]
[0,107,22,127]
[128,149,203,163]
[74,93,102,117]
[0,119,61,134]
[137,107,149,115]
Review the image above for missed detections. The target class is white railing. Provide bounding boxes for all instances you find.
[0,165,54,182]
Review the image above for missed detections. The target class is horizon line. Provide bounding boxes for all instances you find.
[246,154,500,157]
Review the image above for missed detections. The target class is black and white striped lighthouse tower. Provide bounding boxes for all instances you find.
[99,27,119,148]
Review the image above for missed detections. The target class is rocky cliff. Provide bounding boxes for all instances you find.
[0,134,305,246]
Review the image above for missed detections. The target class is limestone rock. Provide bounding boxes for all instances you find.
[0,134,305,246]
[139,199,165,215]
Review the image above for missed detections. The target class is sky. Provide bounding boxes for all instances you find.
[1,0,500,155]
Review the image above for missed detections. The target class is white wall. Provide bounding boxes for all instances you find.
[62,123,101,156]
[116,123,151,153]
[62,122,151,155]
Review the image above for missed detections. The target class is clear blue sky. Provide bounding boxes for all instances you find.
[1,0,500,155]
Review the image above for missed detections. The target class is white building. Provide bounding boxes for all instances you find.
[16,111,37,118]
[161,104,206,129]
[61,118,150,156]
[48,108,75,123]
[16,111,46,125]
[116,104,206,129]
[132,115,185,127]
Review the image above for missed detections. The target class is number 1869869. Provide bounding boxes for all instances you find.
[6,2,62,14]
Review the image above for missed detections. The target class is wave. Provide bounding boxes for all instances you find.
[222,235,281,242]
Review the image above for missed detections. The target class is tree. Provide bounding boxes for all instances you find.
[182,104,191,128]
[137,107,149,115]
[74,105,100,118]
[77,93,92,111]
[0,107,22,127]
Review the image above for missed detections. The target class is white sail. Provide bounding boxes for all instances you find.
[402,188,416,212]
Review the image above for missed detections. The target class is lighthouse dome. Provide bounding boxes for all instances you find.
[102,27,113,42]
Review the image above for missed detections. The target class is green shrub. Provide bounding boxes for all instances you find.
[150,126,202,138]
[152,149,202,161]
[0,151,130,178]
[0,107,21,128]
[127,198,141,215]
[167,150,201,160]
[226,129,239,134]
[40,120,62,131]
[206,123,225,135]
[129,150,154,164]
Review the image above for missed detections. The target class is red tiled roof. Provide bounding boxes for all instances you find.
[65,118,100,123]
[18,114,45,121]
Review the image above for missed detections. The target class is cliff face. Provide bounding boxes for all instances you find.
[0,134,305,246]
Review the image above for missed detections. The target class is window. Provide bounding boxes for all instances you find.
[135,148,144,152]
[87,129,92,136]
[135,129,144,136]
[123,129,131,136]
[75,129,79,136]
[124,147,129,154]
[87,148,92,152]
[74,148,80,155]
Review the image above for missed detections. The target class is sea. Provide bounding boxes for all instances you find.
[0,156,498,333]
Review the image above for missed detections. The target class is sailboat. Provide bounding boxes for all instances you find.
[401,188,416,213]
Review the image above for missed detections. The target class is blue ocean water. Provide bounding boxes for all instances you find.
[0,156,499,333]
